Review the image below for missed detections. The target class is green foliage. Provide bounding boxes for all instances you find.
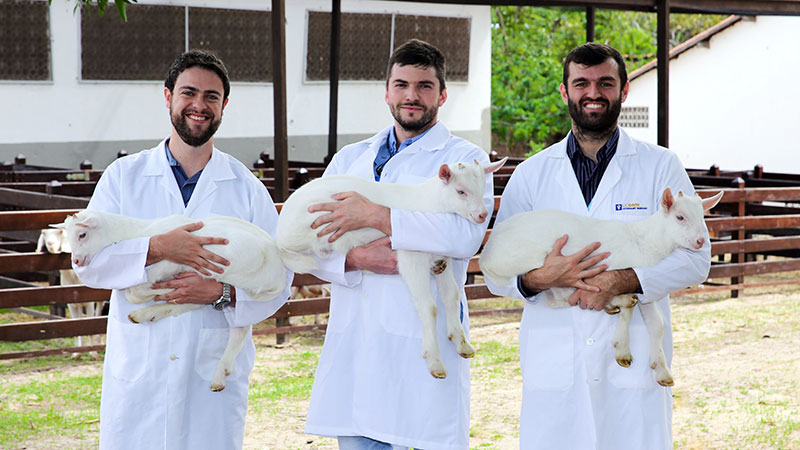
[491,7,726,156]
[49,0,138,22]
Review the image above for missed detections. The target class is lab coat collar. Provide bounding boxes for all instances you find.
[141,138,236,212]
[365,121,450,156]
[549,128,637,213]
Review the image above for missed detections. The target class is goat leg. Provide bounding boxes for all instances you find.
[398,250,446,379]
[434,257,474,359]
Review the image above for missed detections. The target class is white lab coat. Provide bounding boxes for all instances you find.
[487,129,711,450]
[74,139,292,450]
[304,122,492,450]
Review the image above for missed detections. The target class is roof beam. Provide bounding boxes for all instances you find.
[395,0,800,15]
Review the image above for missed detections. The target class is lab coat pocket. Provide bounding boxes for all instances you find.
[607,324,654,389]
[522,328,574,391]
[325,286,356,334]
[194,328,232,382]
[108,320,150,383]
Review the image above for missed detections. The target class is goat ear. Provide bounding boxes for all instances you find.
[482,157,508,175]
[701,191,724,212]
[661,187,675,211]
[438,164,452,184]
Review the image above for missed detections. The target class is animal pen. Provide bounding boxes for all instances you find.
[1,156,800,359]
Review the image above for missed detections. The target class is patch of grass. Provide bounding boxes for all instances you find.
[0,373,102,448]
[248,350,319,408]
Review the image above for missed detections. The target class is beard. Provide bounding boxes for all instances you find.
[170,106,221,148]
[390,102,438,133]
[568,95,622,140]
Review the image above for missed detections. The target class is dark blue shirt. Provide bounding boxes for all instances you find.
[373,127,431,181]
[165,141,203,206]
[566,128,620,207]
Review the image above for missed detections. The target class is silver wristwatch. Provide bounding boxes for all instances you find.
[212,283,231,311]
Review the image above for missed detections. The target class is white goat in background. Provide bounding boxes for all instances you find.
[55,210,288,391]
[37,228,104,359]
[480,188,723,386]
[277,158,507,378]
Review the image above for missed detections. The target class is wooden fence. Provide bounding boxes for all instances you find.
[2,161,800,359]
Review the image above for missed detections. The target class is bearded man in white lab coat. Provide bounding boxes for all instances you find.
[73,50,292,450]
[302,39,494,450]
[486,43,711,449]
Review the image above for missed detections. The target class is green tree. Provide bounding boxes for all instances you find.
[50,0,138,22]
[491,7,725,157]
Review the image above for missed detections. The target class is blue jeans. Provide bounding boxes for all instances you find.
[337,436,414,450]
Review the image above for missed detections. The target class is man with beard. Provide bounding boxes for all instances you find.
[485,43,711,449]
[73,50,292,450]
[302,39,493,450]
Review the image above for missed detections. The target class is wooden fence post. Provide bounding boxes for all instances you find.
[731,177,746,298]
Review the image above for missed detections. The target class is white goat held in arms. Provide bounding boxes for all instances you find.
[479,188,723,386]
[276,158,507,378]
[54,210,287,391]
[37,228,104,359]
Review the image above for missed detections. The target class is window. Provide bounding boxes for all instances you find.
[81,5,184,81]
[306,11,392,81]
[81,4,272,82]
[189,8,271,82]
[0,0,51,81]
[620,106,649,128]
[306,11,470,82]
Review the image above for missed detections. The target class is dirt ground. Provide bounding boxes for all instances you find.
[4,286,799,449]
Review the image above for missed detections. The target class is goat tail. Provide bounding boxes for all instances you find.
[478,254,513,287]
[275,243,319,275]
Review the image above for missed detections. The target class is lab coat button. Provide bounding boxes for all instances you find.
[586,338,595,345]
[170,354,177,361]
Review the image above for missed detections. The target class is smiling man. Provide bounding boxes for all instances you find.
[302,39,494,450]
[73,50,292,450]
[485,43,712,449]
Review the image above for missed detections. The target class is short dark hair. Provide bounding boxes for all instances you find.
[562,43,627,90]
[386,39,446,92]
[165,50,231,101]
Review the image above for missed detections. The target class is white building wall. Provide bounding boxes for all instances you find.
[0,0,491,169]
[623,15,800,173]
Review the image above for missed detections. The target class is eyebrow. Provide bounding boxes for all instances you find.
[572,76,617,84]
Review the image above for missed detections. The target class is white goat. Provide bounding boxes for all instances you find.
[37,228,104,359]
[276,158,507,378]
[54,210,287,391]
[480,188,723,386]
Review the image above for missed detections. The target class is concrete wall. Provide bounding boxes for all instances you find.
[623,16,800,173]
[0,0,491,169]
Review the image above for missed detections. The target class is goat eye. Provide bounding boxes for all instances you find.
[456,189,466,196]
[78,232,86,239]
[676,215,685,222]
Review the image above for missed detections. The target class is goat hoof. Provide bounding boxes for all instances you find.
[127,314,140,324]
[428,360,447,378]
[657,377,674,387]
[210,384,226,392]
[431,259,447,275]
[458,338,476,358]
[616,356,632,367]
[605,306,621,315]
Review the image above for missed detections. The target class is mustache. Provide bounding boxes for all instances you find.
[401,102,425,108]
[183,108,214,118]
[580,97,609,106]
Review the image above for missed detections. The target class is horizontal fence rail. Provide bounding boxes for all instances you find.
[2,181,800,358]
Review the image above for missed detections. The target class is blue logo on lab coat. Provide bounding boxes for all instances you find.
[615,204,623,211]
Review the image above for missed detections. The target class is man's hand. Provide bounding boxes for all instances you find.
[147,222,230,276]
[152,272,236,306]
[568,269,641,311]
[520,234,609,294]
[345,236,398,274]
[309,192,391,242]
